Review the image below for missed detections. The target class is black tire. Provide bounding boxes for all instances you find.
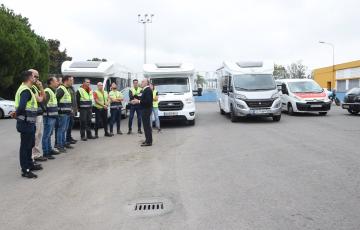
[335,98,341,106]
[188,119,195,126]
[220,108,225,115]
[319,112,327,116]
[230,106,237,122]
[348,109,359,115]
[273,115,281,122]
[0,109,3,119]
[288,103,294,116]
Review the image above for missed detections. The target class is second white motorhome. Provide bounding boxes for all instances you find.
[143,63,199,125]
[217,61,282,122]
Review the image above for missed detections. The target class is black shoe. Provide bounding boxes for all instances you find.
[117,131,123,135]
[127,130,132,135]
[65,144,74,149]
[105,133,113,137]
[87,136,95,139]
[138,130,143,134]
[81,137,88,141]
[69,140,77,144]
[22,170,37,179]
[94,135,99,139]
[34,156,47,162]
[58,148,67,153]
[51,149,61,155]
[71,138,78,143]
[141,143,152,147]
[31,164,43,171]
[46,155,56,160]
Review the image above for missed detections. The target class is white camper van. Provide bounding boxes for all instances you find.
[217,61,282,122]
[143,63,199,125]
[61,61,133,120]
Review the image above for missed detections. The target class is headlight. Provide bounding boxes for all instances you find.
[235,94,247,100]
[271,92,280,99]
[273,100,282,108]
[184,97,194,104]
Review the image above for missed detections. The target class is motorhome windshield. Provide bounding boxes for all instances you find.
[288,81,323,93]
[151,77,190,93]
[233,74,276,91]
[73,77,104,91]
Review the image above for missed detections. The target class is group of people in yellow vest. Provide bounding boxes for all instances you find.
[13,70,159,179]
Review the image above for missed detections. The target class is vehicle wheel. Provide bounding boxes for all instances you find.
[287,103,294,116]
[188,119,195,126]
[220,107,225,115]
[230,106,237,122]
[319,112,327,116]
[348,109,359,115]
[272,115,281,122]
[0,109,3,119]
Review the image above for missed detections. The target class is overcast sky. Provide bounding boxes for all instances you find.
[2,0,360,73]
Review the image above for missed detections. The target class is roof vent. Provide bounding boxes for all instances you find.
[236,61,263,68]
[70,61,102,68]
[155,63,182,68]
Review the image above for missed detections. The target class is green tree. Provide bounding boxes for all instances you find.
[48,39,72,74]
[195,74,206,88]
[286,61,310,79]
[0,4,49,99]
[273,64,288,79]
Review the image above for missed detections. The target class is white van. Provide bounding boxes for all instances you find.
[143,63,199,125]
[61,61,133,120]
[217,61,282,122]
[276,79,331,115]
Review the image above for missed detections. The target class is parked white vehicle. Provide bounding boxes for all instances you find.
[0,97,15,119]
[143,63,200,125]
[276,79,331,115]
[61,61,133,121]
[217,61,282,122]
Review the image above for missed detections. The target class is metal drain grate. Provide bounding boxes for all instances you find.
[134,202,164,211]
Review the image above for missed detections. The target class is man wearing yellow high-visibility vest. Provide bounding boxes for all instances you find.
[127,79,143,135]
[76,78,95,141]
[13,71,43,178]
[150,83,161,132]
[109,82,124,135]
[93,82,112,137]
[55,75,73,152]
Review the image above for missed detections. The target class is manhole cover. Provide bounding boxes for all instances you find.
[125,197,173,217]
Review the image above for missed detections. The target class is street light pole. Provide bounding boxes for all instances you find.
[319,41,335,89]
[138,14,154,64]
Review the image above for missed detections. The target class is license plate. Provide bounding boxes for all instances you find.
[342,105,349,109]
[252,109,270,114]
[164,111,178,116]
[310,105,322,108]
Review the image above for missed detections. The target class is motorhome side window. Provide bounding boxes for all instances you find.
[221,75,228,92]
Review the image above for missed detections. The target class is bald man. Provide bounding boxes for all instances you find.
[29,69,48,162]
[93,82,112,137]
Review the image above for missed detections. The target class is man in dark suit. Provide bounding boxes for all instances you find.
[132,78,153,146]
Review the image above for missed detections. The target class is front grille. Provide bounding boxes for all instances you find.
[158,101,184,111]
[296,102,331,111]
[245,99,273,108]
[345,95,360,103]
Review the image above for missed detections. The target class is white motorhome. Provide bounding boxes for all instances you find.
[217,61,282,122]
[61,61,133,120]
[143,63,199,125]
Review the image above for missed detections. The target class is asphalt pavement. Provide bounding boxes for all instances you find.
[0,103,359,230]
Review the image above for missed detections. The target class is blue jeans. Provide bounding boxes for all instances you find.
[151,108,160,129]
[42,116,57,156]
[56,115,69,148]
[128,105,142,131]
[110,108,121,133]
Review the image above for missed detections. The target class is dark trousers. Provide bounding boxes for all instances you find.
[95,108,108,135]
[54,118,59,146]
[109,108,121,133]
[141,108,152,144]
[80,108,93,138]
[66,115,74,142]
[128,105,142,131]
[16,120,35,172]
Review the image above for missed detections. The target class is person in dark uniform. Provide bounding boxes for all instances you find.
[132,78,153,146]
[127,79,142,134]
[66,76,77,145]
[12,71,44,178]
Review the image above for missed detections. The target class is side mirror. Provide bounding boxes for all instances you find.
[192,90,199,96]
[197,87,203,96]
[281,84,288,95]
[229,86,233,93]
[222,86,228,94]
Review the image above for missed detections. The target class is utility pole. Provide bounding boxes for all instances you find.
[138,14,154,64]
